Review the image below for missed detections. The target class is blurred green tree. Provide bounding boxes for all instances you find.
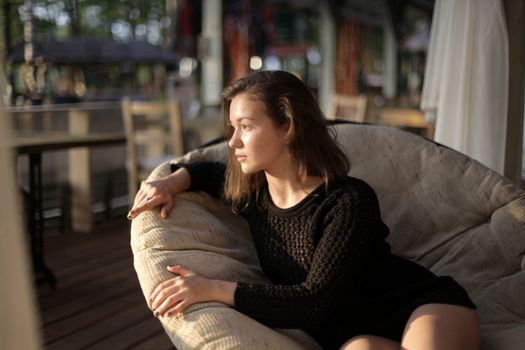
[1,0,172,103]
[2,0,169,55]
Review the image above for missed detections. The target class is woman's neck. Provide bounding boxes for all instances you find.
[264,171,324,209]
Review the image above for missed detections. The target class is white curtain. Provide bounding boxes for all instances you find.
[421,0,509,174]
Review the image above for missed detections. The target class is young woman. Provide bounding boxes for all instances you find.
[127,71,480,350]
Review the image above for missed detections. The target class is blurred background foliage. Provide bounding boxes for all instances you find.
[2,0,170,46]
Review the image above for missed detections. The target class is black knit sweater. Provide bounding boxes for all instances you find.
[174,161,475,349]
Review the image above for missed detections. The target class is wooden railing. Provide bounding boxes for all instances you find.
[8,102,127,234]
[7,102,223,234]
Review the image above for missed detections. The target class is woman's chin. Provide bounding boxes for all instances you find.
[239,163,258,174]
[240,167,254,174]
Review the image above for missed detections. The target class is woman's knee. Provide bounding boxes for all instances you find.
[402,303,480,350]
[340,335,400,350]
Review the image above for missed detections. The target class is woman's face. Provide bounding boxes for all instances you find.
[228,93,290,175]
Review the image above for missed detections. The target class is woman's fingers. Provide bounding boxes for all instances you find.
[128,192,172,220]
[127,199,149,219]
[160,200,174,219]
[128,195,157,219]
[150,277,178,308]
[127,175,182,220]
[128,182,150,218]
[151,283,177,311]
[150,266,184,304]
[148,266,207,318]
[135,181,150,202]
[154,290,185,317]
[167,265,193,277]
[163,300,189,317]
[150,267,194,310]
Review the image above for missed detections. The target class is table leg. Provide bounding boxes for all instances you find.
[28,152,57,289]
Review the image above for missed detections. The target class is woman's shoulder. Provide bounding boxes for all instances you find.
[324,176,381,209]
[330,176,378,198]
[322,177,383,223]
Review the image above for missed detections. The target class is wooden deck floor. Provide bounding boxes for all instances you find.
[37,217,175,350]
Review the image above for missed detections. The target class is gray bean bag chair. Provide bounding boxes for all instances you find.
[131,123,525,349]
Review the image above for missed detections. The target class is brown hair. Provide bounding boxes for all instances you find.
[221,70,350,209]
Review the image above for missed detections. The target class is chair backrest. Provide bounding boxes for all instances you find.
[326,94,367,122]
[121,97,184,199]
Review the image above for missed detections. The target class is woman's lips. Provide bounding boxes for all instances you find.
[236,155,247,162]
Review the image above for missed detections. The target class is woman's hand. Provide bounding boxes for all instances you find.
[127,167,191,220]
[149,266,236,318]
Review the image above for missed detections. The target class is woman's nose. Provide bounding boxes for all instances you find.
[228,129,242,148]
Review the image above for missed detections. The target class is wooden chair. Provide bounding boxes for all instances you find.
[121,97,184,200]
[377,108,435,139]
[326,94,367,122]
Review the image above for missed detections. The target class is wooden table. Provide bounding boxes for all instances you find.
[377,108,435,139]
[13,132,126,153]
[11,132,126,288]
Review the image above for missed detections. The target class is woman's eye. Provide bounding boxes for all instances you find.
[241,124,252,131]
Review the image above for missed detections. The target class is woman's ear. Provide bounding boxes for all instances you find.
[283,119,293,144]
[278,96,294,143]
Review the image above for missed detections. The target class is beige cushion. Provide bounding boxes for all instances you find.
[131,143,322,350]
[131,123,525,350]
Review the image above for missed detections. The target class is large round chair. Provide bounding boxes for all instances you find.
[131,123,525,350]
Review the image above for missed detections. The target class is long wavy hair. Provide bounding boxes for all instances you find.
[221,70,350,209]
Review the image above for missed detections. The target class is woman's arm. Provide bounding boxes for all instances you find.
[149,265,236,318]
[127,166,190,219]
[127,161,226,219]
[171,161,226,199]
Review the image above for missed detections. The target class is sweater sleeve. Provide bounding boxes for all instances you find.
[233,180,390,329]
[170,161,226,199]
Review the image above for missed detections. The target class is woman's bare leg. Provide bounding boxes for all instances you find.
[340,335,400,350]
[401,303,480,350]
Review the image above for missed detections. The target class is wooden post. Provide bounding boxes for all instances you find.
[68,109,93,233]
[503,0,525,186]
[201,0,223,106]
[318,2,336,114]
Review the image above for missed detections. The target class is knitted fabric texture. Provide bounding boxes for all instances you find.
[234,177,390,329]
